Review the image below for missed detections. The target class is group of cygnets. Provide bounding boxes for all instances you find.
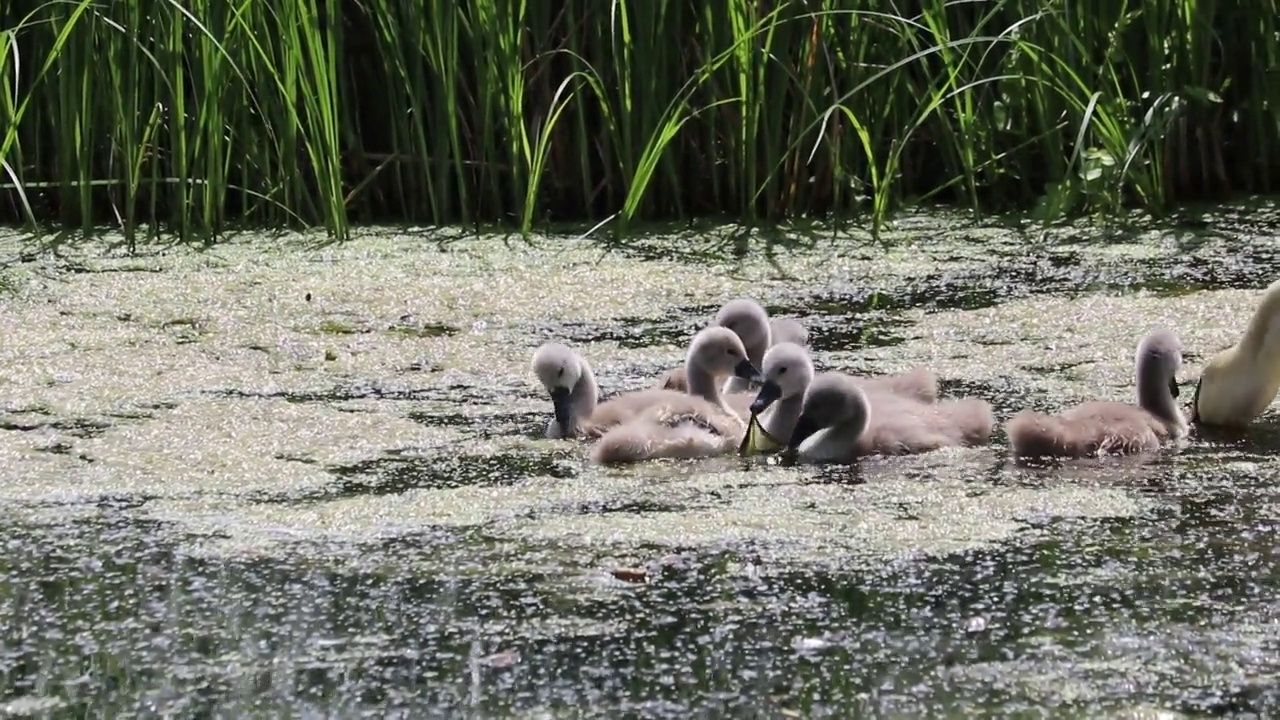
[530,278,1280,466]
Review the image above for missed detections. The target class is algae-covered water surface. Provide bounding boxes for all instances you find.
[3,209,1280,716]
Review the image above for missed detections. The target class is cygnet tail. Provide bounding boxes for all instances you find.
[942,398,996,446]
[653,367,688,392]
[896,367,940,403]
[590,422,733,465]
[857,367,939,403]
[579,420,608,439]
[1006,410,1089,458]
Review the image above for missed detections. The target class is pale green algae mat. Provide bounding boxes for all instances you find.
[0,208,1279,715]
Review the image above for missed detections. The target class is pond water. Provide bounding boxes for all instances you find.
[2,207,1280,716]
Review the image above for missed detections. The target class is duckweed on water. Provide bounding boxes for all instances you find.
[2,207,1280,713]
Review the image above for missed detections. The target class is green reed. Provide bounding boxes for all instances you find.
[1,0,1277,243]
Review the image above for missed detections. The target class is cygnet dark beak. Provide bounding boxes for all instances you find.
[733,358,762,385]
[750,380,783,414]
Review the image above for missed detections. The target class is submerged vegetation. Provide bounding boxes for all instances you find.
[0,0,1276,243]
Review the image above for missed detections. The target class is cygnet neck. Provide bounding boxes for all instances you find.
[566,359,599,432]
[761,392,805,442]
[835,388,872,441]
[687,360,732,414]
[1135,360,1182,429]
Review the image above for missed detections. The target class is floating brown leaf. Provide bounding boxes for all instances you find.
[610,566,650,584]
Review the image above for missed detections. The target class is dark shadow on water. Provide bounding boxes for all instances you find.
[206,381,520,408]
[805,464,866,487]
[387,316,459,339]
[798,272,1032,318]
[0,416,115,438]
[560,308,912,352]
[252,450,580,504]
[406,409,546,440]
[541,231,1280,354]
[323,450,578,491]
[552,304,721,350]
[568,499,691,516]
[309,314,460,339]
[778,236,1280,352]
[211,383,560,442]
[34,441,76,456]
[789,312,910,351]
[753,257,1092,351]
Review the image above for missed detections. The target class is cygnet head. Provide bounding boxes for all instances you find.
[687,326,762,382]
[531,342,584,434]
[786,374,869,452]
[750,342,815,414]
[1134,329,1183,419]
[714,299,772,358]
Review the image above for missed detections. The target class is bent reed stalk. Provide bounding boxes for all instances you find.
[0,0,1276,244]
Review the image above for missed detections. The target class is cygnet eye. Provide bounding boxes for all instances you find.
[725,348,736,356]
[557,367,565,377]
[778,366,788,375]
